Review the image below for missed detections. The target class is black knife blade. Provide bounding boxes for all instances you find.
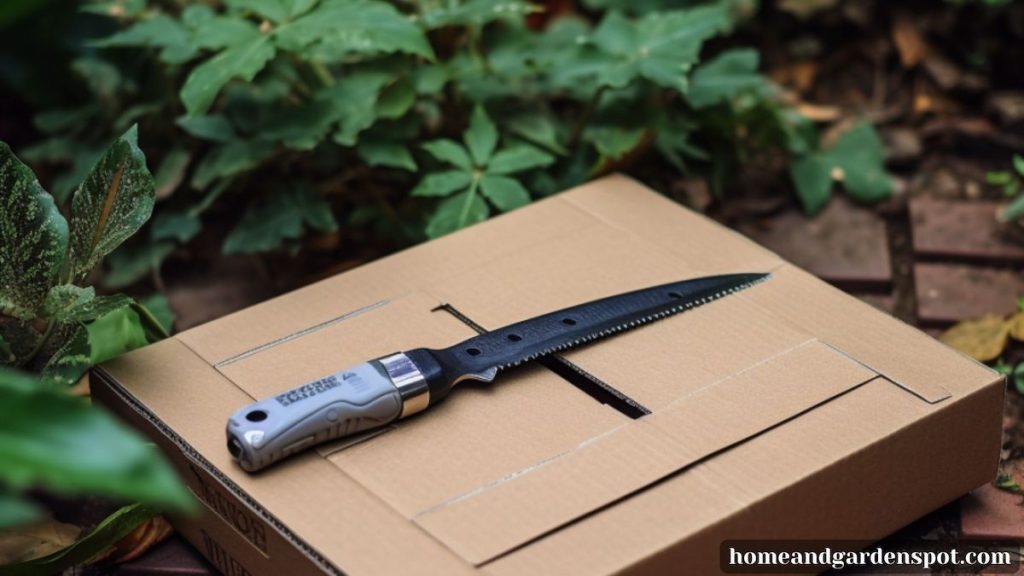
[226,272,769,471]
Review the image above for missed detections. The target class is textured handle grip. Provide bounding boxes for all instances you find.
[226,361,402,472]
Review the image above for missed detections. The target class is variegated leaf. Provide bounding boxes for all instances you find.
[0,144,69,320]
[68,126,155,282]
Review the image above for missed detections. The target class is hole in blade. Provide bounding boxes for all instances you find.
[432,303,650,419]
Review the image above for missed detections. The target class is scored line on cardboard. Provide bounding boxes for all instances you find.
[213,300,390,368]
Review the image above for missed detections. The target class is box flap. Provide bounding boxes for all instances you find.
[414,340,878,564]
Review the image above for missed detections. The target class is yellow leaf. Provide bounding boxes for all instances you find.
[0,518,81,565]
[1007,312,1024,342]
[96,514,173,564]
[940,314,1011,362]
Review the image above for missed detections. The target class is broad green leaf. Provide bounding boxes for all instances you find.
[191,140,275,189]
[687,48,765,108]
[43,286,94,319]
[87,307,149,365]
[425,189,489,238]
[505,113,567,155]
[320,70,395,146]
[226,0,289,23]
[465,106,498,166]
[70,58,121,100]
[587,125,648,160]
[488,144,555,175]
[0,370,193,511]
[829,123,891,203]
[257,99,335,150]
[0,492,41,530]
[412,171,473,197]
[153,148,190,200]
[274,0,434,60]
[44,286,132,323]
[790,122,891,214]
[420,0,536,27]
[40,324,90,388]
[480,175,531,211]
[176,115,237,143]
[357,140,417,171]
[413,65,449,94]
[191,16,261,50]
[180,36,276,116]
[790,155,833,215]
[0,144,69,320]
[0,502,162,576]
[151,211,201,244]
[68,125,156,282]
[181,3,215,27]
[91,15,197,64]
[586,6,728,92]
[377,78,416,119]
[223,187,337,254]
[421,140,473,170]
[226,0,318,22]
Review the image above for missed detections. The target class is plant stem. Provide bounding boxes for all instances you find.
[21,320,55,369]
[132,301,170,341]
[310,61,336,87]
[459,175,481,227]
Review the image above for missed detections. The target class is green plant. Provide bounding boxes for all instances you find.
[990,154,1024,221]
[1,126,166,383]
[8,0,886,285]
[789,122,891,215]
[413,106,555,237]
[0,127,192,568]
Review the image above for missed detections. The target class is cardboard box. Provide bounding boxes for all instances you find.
[92,175,1004,575]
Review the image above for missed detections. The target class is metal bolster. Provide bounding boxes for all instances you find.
[377,352,430,418]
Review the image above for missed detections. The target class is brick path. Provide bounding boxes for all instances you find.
[739,194,1024,548]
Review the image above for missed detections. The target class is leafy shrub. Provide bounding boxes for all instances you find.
[10,0,882,287]
[0,127,191,554]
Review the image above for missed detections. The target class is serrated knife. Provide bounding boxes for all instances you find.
[226,272,769,472]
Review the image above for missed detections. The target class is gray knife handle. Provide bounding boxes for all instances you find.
[226,356,425,472]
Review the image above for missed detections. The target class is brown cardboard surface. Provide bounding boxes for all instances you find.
[93,174,1003,576]
[415,341,878,563]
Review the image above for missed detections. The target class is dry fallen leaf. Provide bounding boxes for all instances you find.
[0,519,81,565]
[91,515,173,565]
[770,61,819,94]
[891,15,929,68]
[1007,312,1024,341]
[940,314,1011,362]
[795,102,841,122]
